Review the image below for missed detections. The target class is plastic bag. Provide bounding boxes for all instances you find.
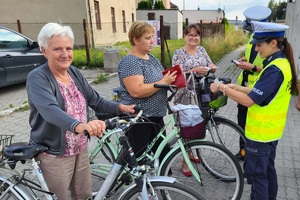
[172,104,206,140]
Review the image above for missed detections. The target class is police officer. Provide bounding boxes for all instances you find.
[234,6,272,161]
[211,21,297,200]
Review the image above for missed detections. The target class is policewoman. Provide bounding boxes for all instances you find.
[210,21,297,200]
[234,6,272,161]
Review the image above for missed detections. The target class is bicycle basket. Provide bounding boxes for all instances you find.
[173,104,206,140]
[0,135,14,163]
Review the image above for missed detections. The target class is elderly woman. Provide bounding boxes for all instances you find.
[211,21,297,200]
[26,22,135,199]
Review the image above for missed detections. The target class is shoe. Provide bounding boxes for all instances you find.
[189,156,201,163]
[235,152,245,161]
[182,168,192,177]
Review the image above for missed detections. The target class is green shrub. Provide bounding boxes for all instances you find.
[73,49,103,69]
[154,0,165,9]
[138,0,152,9]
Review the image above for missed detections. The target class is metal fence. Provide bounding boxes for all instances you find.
[1,20,225,69]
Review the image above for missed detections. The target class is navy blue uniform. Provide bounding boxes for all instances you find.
[244,51,285,200]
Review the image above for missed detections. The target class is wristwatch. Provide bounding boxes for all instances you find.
[252,65,257,72]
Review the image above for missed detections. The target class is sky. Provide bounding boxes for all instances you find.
[170,0,281,21]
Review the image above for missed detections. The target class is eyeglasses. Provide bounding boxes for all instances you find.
[187,34,200,39]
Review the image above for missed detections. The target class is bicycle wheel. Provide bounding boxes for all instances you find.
[160,141,244,200]
[88,136,117,193]
[119,180,205,200]
[0,178,38,200]
[0,180,19,200]
[206,115,246,156]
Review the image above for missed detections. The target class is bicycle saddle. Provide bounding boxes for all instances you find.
[3,142,48,160]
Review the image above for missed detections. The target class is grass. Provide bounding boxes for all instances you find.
[93,73,110,84]
[72,25,248,70]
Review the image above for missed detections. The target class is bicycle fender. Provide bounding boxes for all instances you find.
[118,176,176,200]
[0,176,36,199]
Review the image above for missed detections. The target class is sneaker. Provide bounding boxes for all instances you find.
[235,152,245,161]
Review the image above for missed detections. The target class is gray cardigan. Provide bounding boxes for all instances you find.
[27,63,120,155]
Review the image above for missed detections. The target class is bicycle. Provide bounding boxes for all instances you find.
[194,72,246,158]
[89,84,244,200]
[0,112,204,200]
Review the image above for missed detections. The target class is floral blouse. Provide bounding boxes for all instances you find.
[172,46,213,72]
[45,74,88,157]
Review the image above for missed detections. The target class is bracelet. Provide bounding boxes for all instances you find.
[223,85,227,96]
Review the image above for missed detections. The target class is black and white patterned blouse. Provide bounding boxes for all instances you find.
[118,54,167,117]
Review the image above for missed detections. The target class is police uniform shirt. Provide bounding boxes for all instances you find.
[248,51,285,106]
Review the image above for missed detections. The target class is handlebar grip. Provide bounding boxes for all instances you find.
[153,84,168,89]
[134,106,141,114]
[83,130,90,140]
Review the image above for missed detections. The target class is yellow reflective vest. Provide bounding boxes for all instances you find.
[237,34,264,88]
[245,58,292,142]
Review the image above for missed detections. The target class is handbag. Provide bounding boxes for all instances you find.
[162,65,186,88]
[172,73,206,139]
[173,73,198,105]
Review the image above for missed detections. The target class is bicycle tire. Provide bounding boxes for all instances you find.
[207,115,246,156]
[160,140,244,200]
[0,180,19,199]
[88,136,116,193]
[119,180,205,200]
[0,178,38,200]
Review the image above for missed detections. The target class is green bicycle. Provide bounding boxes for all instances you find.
[89,84,244,200]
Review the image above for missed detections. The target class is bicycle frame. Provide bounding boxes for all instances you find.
[89,112,204,185]
[0,157,56,200]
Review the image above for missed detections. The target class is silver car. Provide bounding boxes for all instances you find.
[0,25,47,88]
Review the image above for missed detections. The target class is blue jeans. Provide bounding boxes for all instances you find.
[244,138,278,200]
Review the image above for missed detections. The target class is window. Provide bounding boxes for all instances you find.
[132,13,134,22]
[122,10,126,33]
[111,7,116,33]
[148,13,155,20]
[94,1,101,30]
[0,27,28,49]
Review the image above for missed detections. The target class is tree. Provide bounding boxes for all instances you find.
[221,18,229,26]
[138,0,152,9]
[268,0,287,21]
[221,18,229,33]
[154,0,165,9]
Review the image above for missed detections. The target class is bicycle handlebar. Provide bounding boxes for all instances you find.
[105,107,144,131]
[154,84,178,102]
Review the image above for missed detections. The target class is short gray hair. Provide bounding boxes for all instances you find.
[37,22,74,50]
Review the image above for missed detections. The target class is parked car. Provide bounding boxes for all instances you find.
[0,25,47,88]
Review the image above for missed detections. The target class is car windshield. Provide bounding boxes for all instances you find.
[0,28,28,49]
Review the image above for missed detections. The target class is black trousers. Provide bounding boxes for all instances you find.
[125,116,170,164]
[237,103,247,151]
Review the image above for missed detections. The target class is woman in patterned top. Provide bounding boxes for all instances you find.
[118,21,176,163]
[172,24,218,176]
[27,22,135,199]
[172,24,218,75]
